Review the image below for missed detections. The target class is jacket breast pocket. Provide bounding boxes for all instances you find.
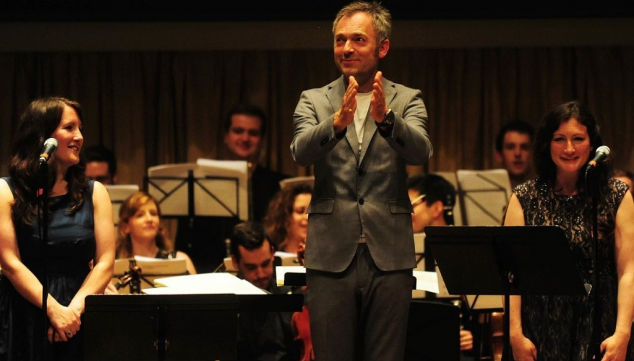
[308,198,335,214]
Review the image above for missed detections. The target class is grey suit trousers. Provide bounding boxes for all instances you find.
[306,244,412,361]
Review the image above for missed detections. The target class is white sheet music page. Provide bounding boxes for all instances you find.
[146,272,266,295]
[196,158,249,220]
[413,270,440,294]
[275,266,306,287]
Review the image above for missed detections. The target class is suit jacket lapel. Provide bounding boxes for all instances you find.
[358,77,397,166]
[326,76,359,161]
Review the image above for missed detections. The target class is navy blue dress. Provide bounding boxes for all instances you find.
[0,178,96,361]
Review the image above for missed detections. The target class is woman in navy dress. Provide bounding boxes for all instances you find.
[0,97,115,360]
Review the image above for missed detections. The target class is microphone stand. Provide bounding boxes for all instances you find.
[37,161,50,356]
[585,166,602,361]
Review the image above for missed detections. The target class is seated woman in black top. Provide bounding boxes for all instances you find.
[116,191,196,274]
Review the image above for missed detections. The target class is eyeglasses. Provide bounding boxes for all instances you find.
[410,194,427,207]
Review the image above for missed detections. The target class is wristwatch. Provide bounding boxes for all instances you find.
[376,108,394,131]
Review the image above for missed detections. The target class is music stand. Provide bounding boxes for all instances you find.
[425,225,587,361]
[456,169,512,226]
[405,300,460,361]
[84,294,239,361]
[113,257,188,294]
[145,160,248,221]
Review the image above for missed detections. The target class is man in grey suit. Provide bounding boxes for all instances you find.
[290,2,433,360]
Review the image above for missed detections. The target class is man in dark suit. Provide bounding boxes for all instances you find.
[290,2,433,360]
[228,222,298,361]
[83,144,117,185]
[222,104,287,221]
[494,120,534,188]
[175,104,286,272]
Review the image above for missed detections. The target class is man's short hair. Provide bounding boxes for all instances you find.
[83,144,117,176]
[223,104,267,136]
[229,221,270,263]
[332,1,392,44]
[495,120,535,152]
[407,173,456,208]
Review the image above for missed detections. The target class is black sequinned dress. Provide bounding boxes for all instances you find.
[514,178,633,361]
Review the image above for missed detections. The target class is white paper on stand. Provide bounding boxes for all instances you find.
[114,257,187,276]
[413,270,440,294]
[196,158,249,220]
[146,160,249,220]
[145,272,267,295]
[275,266,306,287]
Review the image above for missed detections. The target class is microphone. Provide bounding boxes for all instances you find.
[39,138,58,165]
[586,145,610,169]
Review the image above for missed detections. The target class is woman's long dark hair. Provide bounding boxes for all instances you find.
[534,100,610,197]
[9,97,88,226]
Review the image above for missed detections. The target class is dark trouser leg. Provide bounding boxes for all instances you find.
[358,245,411,361]
[307,245,412,361]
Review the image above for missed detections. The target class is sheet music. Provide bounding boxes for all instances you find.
[147,272,267,295]
[414,232,425,255]
[279,176,314,190]
[225,251,300,272]
[413,270,440,294]
[104,184,139,227]
[113,257,187,276]
[456,169,512,225]
[196,158,249,220]
[147,160,249,220]
[274,251,301,265]
[275,266,306,287]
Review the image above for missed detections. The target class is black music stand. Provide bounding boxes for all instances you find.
[425,225,587,361]
[145,161,248,271]
[405,300,461,361]
[84,294,239,361]
[84,293,304,361]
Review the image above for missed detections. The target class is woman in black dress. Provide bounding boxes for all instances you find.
[505,101,634,361]
[0,97,115,360]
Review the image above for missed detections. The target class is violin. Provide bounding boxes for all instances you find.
[291,241,315,361]
[292,305,315,361]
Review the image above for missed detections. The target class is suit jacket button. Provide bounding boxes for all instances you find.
[358,169,364,176]
[358,198,364,205]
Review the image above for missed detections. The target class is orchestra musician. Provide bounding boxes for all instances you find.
[407,173,477,360]
[229,221,299,361]
[115,191,196,274]
[494,120,535,189]
[174,104,287,273]
[264,182,312,255]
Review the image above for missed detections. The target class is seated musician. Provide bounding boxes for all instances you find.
[105,192,197,294]
[116,191,196,274]
[229,221,299,361]
[263,182,312,255]
[264,182,315,361]
[407,173,475,360]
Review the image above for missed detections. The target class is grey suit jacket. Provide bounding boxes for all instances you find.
[291,76,433,272]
